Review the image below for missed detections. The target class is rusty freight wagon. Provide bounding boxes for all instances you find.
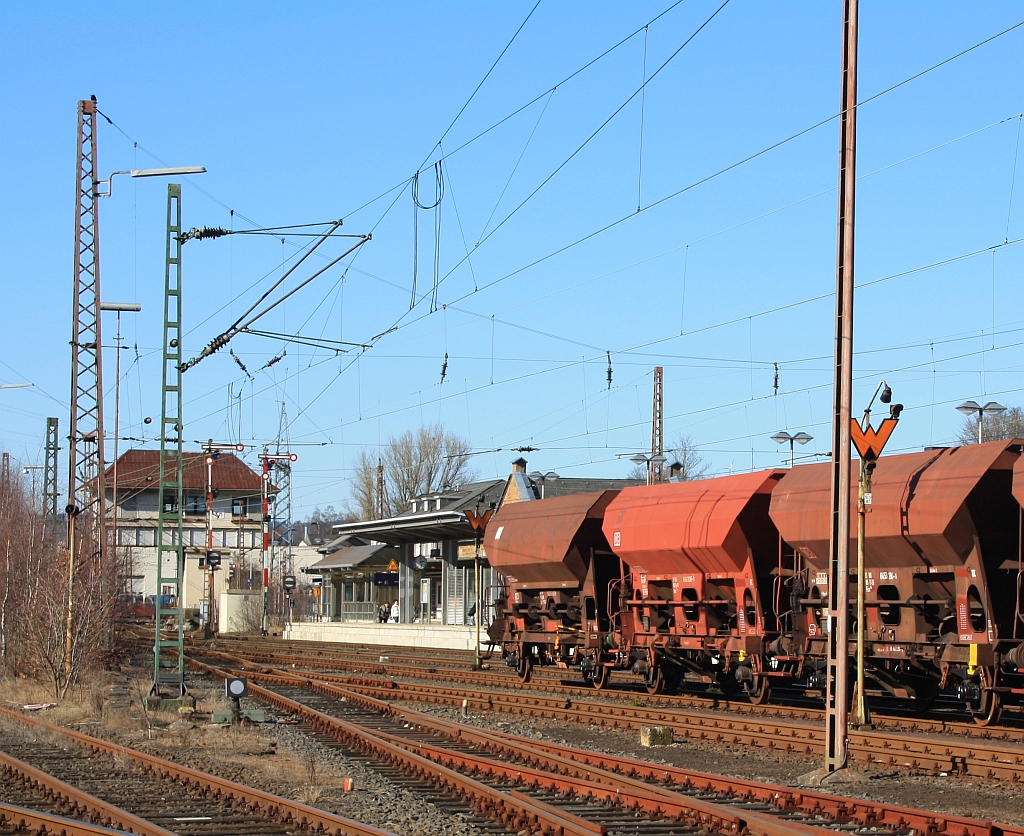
[601,470,786,698]
[484,491,620,683]
[769,439,1024,724]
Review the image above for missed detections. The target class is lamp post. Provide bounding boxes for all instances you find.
[849,381,902,728]
[99,301,141,575]
[22,465,43,511]
[956,400,1006,444]
[771,431,813,468]
[527,471,559,499]
[629,453,668,486]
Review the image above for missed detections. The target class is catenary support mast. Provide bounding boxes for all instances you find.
[152,184,186,697]
[651,366,664,484]
[44,417,59,520]
[820,0,860,781]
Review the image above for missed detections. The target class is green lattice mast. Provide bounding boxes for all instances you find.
[152,184,186,697]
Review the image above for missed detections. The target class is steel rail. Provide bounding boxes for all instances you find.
[266,663,1024,782]
[190,660,614,836]
[0,705,395,836]
[0,801,140,836]
[0,749,177,836]
[192,661,892,836]
[225,664,1024,836]
[181,636,1023,740]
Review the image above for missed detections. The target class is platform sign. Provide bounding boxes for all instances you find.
[311,576,323,587]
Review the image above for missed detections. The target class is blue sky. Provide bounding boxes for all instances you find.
[2,1,1023,518]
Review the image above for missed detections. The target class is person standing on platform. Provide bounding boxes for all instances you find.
[378,601,389,623]
[390,600,399,623]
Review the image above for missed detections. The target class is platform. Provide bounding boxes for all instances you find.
[283,620,489,651]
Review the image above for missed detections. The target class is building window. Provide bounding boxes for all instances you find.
[232,497,248,518]
[185,496,206,515]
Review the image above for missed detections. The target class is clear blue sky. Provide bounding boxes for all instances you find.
[2,1,1023,518]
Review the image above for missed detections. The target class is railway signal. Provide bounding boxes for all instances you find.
[465,504,495,671]
[258,451,297,634]
[850,382,902,730]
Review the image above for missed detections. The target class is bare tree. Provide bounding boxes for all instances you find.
[352,425,477,519]
[956,406,1024,445]
[0,455,119,698]
[669,434,711,480]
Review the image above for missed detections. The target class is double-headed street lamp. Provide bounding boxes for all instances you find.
[956,400,1006,444]
[527,471,559,499]
[771,431,813,468]
[630,453,668,486]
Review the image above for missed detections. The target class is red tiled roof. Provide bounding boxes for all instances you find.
[104,450,271,492]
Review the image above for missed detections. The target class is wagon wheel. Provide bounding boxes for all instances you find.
[747,674,772,705]
[591,663,611,690]
[517,651,533,683]
[972,667,1002,726]
[645,664,664,695]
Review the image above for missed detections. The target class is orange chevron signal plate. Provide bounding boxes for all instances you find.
[464,509,494,531]
[850,417,898,460]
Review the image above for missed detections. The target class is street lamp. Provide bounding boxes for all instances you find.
[850,380,902,729]
[96,167,207,198]
[629,453,668,486]
[527,471,559,499]
[771,431,813,468]
[956,400,1006,444]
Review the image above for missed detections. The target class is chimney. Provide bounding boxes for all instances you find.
[511,457,528,473]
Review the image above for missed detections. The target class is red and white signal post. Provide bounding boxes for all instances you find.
[258,451,298,634]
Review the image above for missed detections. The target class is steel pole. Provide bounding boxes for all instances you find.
[851,459,872,727]
[261,457,270,635]
[474,533,482,670]
[206,453,214,639]
[824,0,859,779]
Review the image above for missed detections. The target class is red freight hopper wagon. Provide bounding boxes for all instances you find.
[484,491,620,682]
[601,470,786,698]
[769,439,1024,723]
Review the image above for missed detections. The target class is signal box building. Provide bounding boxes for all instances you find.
[103,450,273,614]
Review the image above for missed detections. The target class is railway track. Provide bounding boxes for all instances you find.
[188,654,1024,836]
[193,642,1024,783]
[0,703,394,836]
[189,636,1024,737]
